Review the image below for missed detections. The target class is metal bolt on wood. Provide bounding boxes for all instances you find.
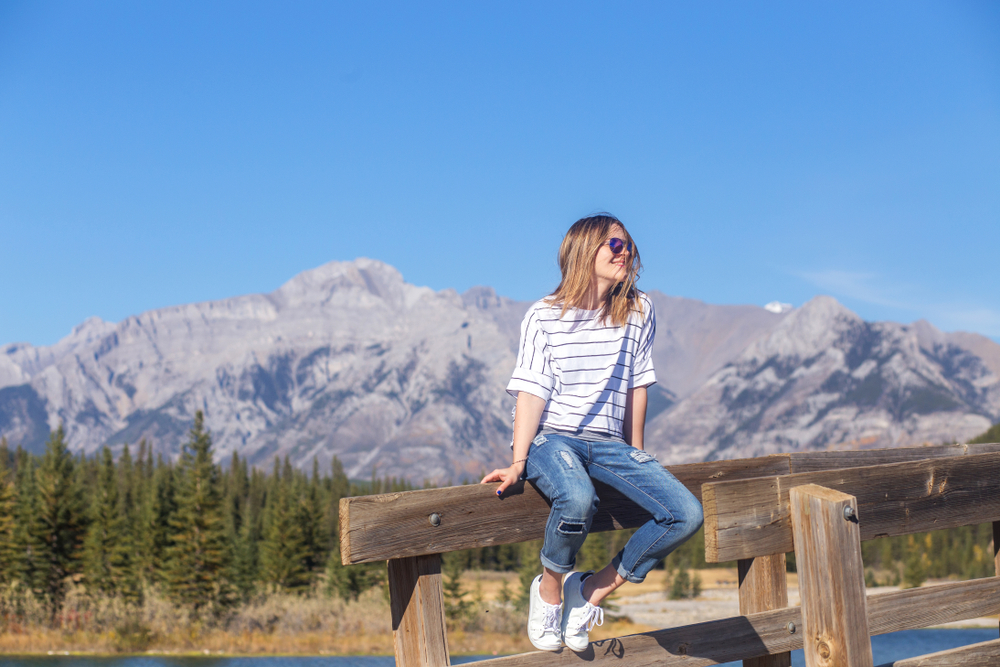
[843,506,856,521]
[785,621,796,634]
[429,513,441,527]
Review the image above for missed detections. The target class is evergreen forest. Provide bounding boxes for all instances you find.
[0,413,998,631]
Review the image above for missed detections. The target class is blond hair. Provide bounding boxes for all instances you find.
[546,214,643,327]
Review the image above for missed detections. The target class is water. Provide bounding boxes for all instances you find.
[1,629,995,666]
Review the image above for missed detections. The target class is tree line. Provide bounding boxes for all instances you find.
[2,414,998,625]
[0,411,405,622]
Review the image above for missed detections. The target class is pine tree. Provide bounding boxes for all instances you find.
[12,447,42,589]
[0,439,16,585]
[164,412,231,610]
[325,549,384,601]
[442,551,470,621]
[231,466,266,600]
[298,459,329,580]
[114,444,142,604]
[225,451,258,602]
[34,425,88,622]
[84,447,122,596]
[139,455,175,586]
[261,457,311,593]
[230,497,260,602]
[325,456,350,553]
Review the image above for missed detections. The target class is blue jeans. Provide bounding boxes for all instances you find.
[525,433,704,584]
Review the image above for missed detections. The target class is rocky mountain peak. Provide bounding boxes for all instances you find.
[270,258,427,311]
[740,295,860,363]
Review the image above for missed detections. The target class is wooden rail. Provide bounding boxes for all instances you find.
[338,443,1000,667]
[468,577,1000,666]
[703,451,1000,562]
[340,444,1000,565]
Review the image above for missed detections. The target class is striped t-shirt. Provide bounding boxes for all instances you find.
[506,292,656,440]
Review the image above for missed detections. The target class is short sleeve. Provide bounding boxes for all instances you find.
[629,297,657,388]
[506,308,554,401]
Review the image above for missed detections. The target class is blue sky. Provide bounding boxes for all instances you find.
[1,1,998,346]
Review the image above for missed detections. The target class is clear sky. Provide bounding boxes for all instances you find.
[1,1,998,347]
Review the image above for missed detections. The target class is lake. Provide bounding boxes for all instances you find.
[2,629,996,666]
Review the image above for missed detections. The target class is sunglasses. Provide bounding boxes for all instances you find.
[607,237,633,255]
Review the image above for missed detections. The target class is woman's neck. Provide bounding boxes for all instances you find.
[580,275,616,310]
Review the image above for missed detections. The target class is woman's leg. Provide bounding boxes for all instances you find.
[585,443,704,603]
[525,434,599,603]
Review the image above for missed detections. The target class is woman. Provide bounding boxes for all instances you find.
[481,214,703,652]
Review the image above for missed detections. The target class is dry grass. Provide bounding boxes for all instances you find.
[0,582,396,655]
[0,569,740,656]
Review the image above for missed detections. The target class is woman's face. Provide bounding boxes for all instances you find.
[593,224,631,285]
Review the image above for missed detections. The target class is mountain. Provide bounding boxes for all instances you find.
[645,296,1000,464]
[2,259,998,481]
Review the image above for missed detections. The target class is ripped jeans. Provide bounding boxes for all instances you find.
[525,432,704,584]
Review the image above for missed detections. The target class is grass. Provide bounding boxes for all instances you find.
[0,567,788,656]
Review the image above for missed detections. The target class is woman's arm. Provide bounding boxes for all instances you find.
[480,391,546,495]
[622,385,648,450]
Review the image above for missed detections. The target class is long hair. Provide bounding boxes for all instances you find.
[546,214,643,327]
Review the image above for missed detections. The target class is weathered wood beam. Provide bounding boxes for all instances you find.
[790,484,872,667]
[341,455,791,564]
[468,577,1000,667]
[341,445,1000,565]
[738,554,790,667]
[388,554,450,667]
[787,443,1000,473]
[703,452,1000,563]
[874,639,1000,666]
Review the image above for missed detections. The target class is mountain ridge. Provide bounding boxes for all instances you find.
[2,258,997,482]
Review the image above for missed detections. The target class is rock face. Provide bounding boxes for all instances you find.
[646,296,1000,464]
[2,259,998,481]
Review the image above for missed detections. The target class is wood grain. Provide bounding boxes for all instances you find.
[465,577,1000,667]
[738,555,790,667]
[786,444,1000,473]
[388,555,450,667]
[873,639,1000,667]
[790,484,872,667]
[704,452,1000,562]
[341,456,791,564]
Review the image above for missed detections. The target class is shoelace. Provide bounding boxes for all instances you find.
[573,603,604,632]
[541,604,562,635]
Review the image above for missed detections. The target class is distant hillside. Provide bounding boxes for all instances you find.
[646,297,1000,464]
[2,258,999,482]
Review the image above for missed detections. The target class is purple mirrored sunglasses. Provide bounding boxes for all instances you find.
[607,237,633,255]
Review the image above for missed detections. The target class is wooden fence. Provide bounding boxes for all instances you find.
[340,443,1000,667]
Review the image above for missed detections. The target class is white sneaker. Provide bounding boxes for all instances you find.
[561,571,604,652]
[527,574,563,651]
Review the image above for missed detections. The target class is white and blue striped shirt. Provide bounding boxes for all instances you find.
[506,293,656,440]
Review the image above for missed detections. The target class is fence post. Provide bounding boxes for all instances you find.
[738,554,791,667]
[388,554,451,667]
[790,484,872,667]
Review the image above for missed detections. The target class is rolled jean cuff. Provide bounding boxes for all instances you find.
[612,552,645,584]
[540,551,575,575]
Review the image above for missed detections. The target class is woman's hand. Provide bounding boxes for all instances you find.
[481,461,526,496]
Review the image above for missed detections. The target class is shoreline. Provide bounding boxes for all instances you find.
[2,622,994,660]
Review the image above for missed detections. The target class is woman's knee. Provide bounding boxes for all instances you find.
[553,484,598,520]
[673,497,704,540]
